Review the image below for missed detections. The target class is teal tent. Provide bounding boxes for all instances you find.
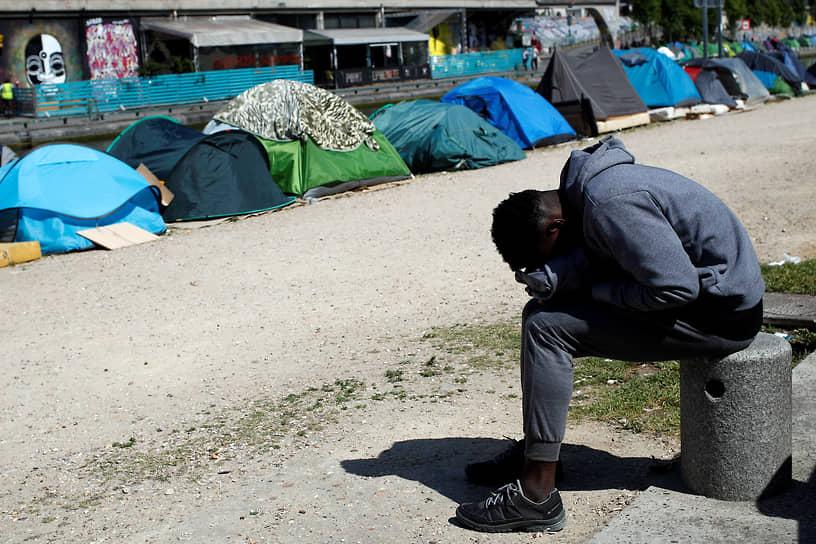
[0,144,165,254]
[108,116,295,221]
[371,100,526,174]
[614,48,701,107]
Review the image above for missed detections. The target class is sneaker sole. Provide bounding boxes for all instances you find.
[455,507,566,533]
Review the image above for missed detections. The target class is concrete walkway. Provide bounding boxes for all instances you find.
[586,297,816,543]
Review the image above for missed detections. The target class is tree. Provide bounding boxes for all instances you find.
[660,0,702,43]
[724,0,748,37]
[632,0,662,41]
[790,0,808,24]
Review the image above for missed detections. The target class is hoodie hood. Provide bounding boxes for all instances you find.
[560,135,635,218]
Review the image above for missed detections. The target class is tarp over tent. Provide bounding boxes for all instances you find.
[440,76,576,149]
[682,57,770,108]
[209,80,411,198]
[769,44,816,86]
[0,144,166,254]
[737,51,802,95]
[107,116,295,221]
[614,47,701,108]
[370,99,526,173]
[536,46,649,136]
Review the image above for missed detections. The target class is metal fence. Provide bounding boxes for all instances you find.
[430,48,524,79]
[24,65,313,119]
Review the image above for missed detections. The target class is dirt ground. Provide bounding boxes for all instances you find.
[2,94,815,544]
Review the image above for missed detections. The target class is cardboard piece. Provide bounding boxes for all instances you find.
[77,222,160,250]
[0,241,42,267]
[137,163,174,207]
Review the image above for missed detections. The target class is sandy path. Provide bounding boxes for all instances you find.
[2,94,814,543]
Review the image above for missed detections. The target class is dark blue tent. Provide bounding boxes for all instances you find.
[440,76,576,149]
[108,116,295,221]
[738,51,802,95]
[770,45,816,87]
[371,100,526,173]
[0,144,166,254]
[614,47,701,108]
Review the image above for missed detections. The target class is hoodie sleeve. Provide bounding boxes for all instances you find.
[515,248,591,300]
[586,191,700,311]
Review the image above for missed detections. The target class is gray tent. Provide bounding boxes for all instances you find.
[537,46,649,136]
[682,57,769,108]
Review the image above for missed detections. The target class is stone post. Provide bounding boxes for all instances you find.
[680,332,792,500]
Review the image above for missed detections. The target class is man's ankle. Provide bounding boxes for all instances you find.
[518,480,554,503]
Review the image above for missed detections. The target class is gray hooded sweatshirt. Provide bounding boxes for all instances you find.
[523,136,764,315]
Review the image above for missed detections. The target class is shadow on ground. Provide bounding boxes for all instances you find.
[341,437,681,505]
[756,467,816,544]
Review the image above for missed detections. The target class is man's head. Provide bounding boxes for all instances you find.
[491,189,567,271]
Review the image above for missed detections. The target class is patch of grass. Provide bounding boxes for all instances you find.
[112,437,136,448]
[419,355,442,377]
[421,321,520,370]
[84,377,369,485]
[570,359,680,434]
[761,326,816,366]
[761,258,816,294]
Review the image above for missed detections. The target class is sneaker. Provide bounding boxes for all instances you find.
[455,480,566,533]
[465,438,564,486]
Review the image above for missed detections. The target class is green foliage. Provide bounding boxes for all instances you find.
[636,0,805,43]
[760,259,816,295]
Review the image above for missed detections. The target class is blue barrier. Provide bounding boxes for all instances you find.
[31,65,313,118]
[430,49,524,79]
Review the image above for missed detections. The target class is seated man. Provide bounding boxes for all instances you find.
[455,135,764,533]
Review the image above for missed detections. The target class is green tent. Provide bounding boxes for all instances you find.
[208,80,410,198]
[371,100,525,174]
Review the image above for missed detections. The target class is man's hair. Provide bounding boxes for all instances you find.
[491,190,558,271]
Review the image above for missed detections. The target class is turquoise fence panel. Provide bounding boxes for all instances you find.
[430,49,524,79]
[32,65,314,118]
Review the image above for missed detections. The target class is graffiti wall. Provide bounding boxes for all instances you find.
[85,18,140,80]
[0,19,86,87]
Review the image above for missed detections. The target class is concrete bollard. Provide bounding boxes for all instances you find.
[680,332,792,501]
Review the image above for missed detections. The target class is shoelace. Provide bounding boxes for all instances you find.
[485,481,520,507]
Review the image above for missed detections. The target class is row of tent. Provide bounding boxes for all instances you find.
[1,41,811,255]
[0,77,574,254]
[662,35,816,63]
[660,36,816,98]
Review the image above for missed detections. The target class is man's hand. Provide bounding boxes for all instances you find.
[514,248,591,302]
[515,269,555,301]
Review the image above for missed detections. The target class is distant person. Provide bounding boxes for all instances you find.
[530,47,539,71]
[522,48,530,71]
[455,136,764,533]
[1,79,14,118]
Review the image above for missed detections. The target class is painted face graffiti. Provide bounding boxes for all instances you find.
[25,34,66,85]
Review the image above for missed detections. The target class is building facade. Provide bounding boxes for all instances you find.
[0,1,617,88]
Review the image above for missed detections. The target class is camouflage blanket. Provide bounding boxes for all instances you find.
[213,80,379,152]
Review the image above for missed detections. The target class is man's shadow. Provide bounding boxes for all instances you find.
[340,436,683,505]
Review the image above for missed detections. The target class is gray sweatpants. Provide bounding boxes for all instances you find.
[521,297,759,462]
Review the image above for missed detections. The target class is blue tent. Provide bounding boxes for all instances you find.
[614,47,701,108]
[0,144,166,254]
[440,76,576,149]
